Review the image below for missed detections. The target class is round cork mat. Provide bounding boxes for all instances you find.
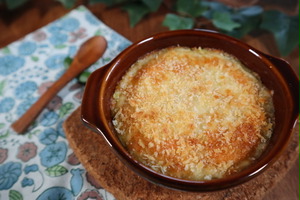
[63,107,299,200]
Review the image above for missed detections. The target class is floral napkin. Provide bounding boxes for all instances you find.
[0,6,131,200]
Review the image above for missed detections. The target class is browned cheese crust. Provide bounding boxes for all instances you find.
[110,47,274,181]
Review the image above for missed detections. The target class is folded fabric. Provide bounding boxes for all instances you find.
[0,5,131,200]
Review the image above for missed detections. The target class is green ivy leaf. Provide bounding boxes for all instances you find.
[201,0,231,19]
[77,6,87,11]
[9,190,23,200]
[54,44,67,49]
[103,57,112,63]
[212,11,241,32]
[142,0,163,12]
[89,0,127,6]
[56,0,77,9]
[176,0,207,17]
[0,129,10,139]
[45,165,68,177]
[0,123,4,129]
[163,13,194,30]
[31,56,39,62]
[27,129,41,139]
[122,2,151,27]
[59,102,74,117]
[228,6,263,38]
[260,10,299,56]
[59,102,75,118]
[238,5,263,17]
[0,80,6,96]
[63,57,73,69]
[94,29,102,36]
[228,15,260,38]
[78,71,91,84]
[4,0,28,10]
[1,47,11,54]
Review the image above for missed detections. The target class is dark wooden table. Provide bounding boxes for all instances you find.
[0,1,298,199]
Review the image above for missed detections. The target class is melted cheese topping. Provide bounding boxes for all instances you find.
[110,47,274,181]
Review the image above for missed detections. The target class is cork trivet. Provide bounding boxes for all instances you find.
[63,107,299,200]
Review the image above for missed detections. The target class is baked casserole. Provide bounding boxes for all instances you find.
[110,46,274,181]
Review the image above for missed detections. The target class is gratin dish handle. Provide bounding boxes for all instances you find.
[81,65,109,133]
[263,53,299,120]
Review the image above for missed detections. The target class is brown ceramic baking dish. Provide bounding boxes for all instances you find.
[81,29,299,192]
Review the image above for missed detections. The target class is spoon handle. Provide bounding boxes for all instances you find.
[11,69,76,134]
[11,36,107,134]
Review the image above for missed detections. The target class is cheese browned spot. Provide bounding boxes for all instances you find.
[110,47,274,181]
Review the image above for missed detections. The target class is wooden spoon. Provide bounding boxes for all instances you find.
[11,36,107,134]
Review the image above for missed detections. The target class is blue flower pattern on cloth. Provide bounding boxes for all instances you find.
[14,81,38,99]
[40,111,60,127]
[16,97,37,116]
[85,12,101,25]
[0,97,15,113]
[70,168,84,196]
[39,142,67,167]
[56,120,66,138]
[0,6,131,200]
[45,54,68,69]
[48,17,79,33]
[37,187,74,200]
[0,162,22,190]
[68,45,77,57]
[39,128,59,145]
[0,55,25,76]
[24,164,39,174]
[18,41,37,56]
[21,177,34,187]
[49,33,68,46]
